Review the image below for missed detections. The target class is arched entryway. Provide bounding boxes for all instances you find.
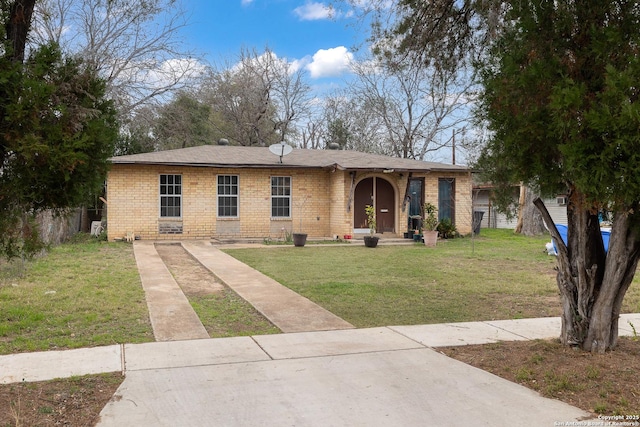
[354,177,396,233]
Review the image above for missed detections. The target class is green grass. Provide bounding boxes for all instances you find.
[190,290,280,337]
[225,229,640,328]
[0,239,154,354]
[2,228,640,355]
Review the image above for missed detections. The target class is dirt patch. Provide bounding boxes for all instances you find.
[441,337,640,417]
[483,293,562,319]
[0,373,123,427]
[155,243,224,296]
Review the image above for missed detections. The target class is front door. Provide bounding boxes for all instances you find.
[376,178,395,232]
[354,178,373,229]
[354,177,395,233]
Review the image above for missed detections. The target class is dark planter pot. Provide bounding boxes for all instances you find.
[364,236,379,248]
[293,233,307,247]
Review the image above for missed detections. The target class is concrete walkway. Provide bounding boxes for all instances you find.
[181,241,354,333]
[135,240,353,338]
[97,326,594,427]
[133,242,209,341]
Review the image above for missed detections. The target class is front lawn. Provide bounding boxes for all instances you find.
[0,239,154,355]
[225,229,640,327]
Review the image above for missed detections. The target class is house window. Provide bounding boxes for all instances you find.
[271,176,291,217]
[159,174,181,217]
[217,175,239,217]
[438,178,455,222]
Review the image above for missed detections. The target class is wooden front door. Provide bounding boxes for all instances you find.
[376,178,395,232]
[354,178,373,229]
[354,177,395,233]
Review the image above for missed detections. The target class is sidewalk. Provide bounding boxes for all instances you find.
[2,313,638,385]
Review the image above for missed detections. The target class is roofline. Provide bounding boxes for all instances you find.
[108,158,468,173]
[108,159,468,174]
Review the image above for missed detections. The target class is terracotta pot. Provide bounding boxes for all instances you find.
[423,230,438,247]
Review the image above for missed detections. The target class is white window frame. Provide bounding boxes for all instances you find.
[159,174,182,218]
[271,176,291,218]
[217,174,239,218]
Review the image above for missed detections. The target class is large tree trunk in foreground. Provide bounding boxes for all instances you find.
[534,189,640,353]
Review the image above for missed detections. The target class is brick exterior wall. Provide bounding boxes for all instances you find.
[424,173,473,235]
[106,164,472,241]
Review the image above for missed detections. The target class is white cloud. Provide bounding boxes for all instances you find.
[290,56,312,74]
[144,58,207,89]
[293,2,335,20]
[306,46,354,78]
[241,0,254,6]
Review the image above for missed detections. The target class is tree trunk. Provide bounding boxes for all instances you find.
[585,210,640,352]
[5,0,37,63]
[534,188,640,353]
[514,185,525,233]
[516,185,546,236]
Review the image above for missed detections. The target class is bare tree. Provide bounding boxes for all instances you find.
[301,122,323,149]
[322,93,388,153]
[202,59,276,146]
[31,0,203,117]
[348,55,475,160]
[201,47,312,146]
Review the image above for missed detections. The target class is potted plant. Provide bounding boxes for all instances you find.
[423,202,439,247]
[412,219,423,242]
[408,215,422,240]
[293,196,308,247]
[364,204,379,248]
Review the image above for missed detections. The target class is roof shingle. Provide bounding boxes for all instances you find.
[109,145,468,173]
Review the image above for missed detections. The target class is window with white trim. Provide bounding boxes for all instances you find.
[159,174,182,217]
[217,175,239,217]
[271,176,291,217]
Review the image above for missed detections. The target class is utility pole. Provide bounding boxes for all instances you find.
[452,129,456,165]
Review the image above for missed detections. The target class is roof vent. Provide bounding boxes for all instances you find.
[328,142,341,150]
[218,138,229,146]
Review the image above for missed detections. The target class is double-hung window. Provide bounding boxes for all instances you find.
[159,174,182,217]
[217,175,239,217]
[271,176,291,217]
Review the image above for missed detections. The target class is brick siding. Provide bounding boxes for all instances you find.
[106,164,472,241]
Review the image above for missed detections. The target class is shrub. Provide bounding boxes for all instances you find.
[437,218,458,239]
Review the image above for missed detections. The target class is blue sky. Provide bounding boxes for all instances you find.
[180,0,369,80]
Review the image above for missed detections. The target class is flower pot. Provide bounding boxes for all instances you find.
[423,230,438,247]
[364,236,379,248]
[292,233,307,247]
[413,233,422,242]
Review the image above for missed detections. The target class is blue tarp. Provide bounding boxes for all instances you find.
[552,224,610,254]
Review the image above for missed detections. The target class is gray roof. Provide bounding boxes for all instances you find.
[109,145,468,173]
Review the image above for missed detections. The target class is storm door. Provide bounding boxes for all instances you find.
[408,178,424,231]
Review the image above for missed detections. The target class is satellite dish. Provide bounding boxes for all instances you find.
[268,143,293,163]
